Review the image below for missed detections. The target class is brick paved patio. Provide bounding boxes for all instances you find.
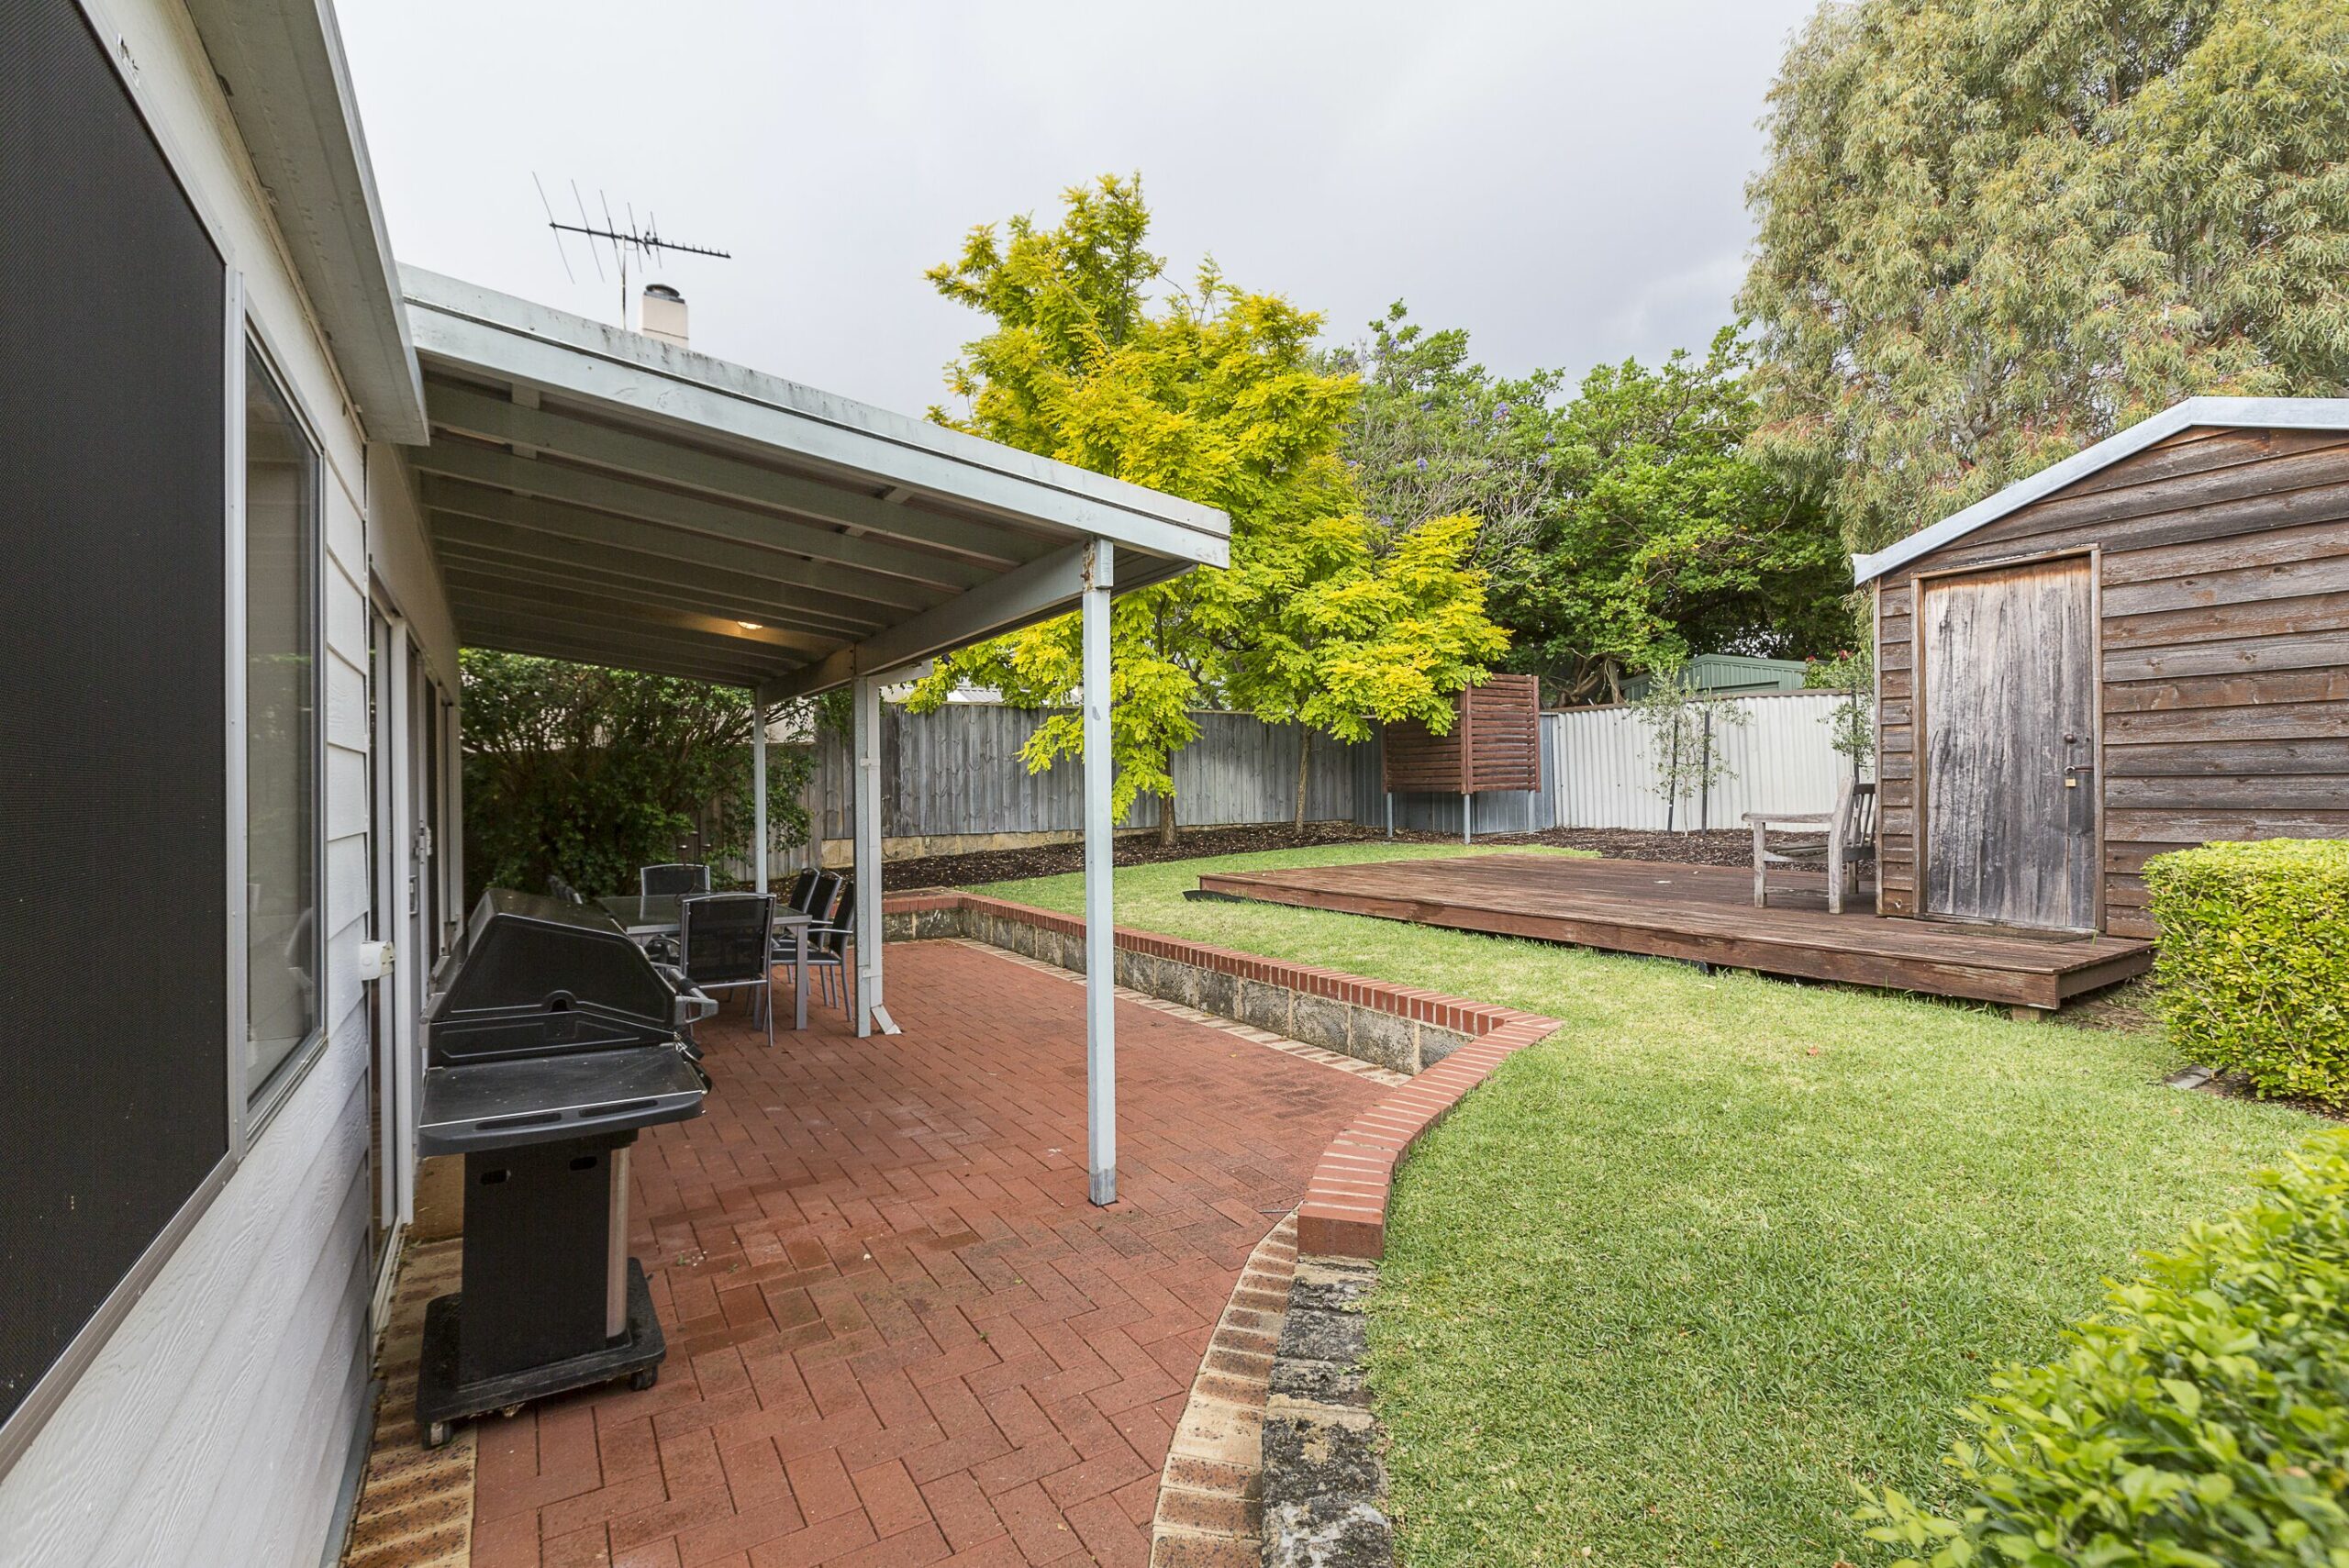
[463,939,1386,1568]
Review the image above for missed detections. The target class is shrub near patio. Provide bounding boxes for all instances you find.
[2145,840,2349,1108]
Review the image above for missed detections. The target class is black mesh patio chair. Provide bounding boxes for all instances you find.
[774,871,841,999]
[641,862,712,898]
[802,871,843,929]
[805,880,854,1014]
[771,868,824,963]
[784,868,823,915]
[680,892,777,1049]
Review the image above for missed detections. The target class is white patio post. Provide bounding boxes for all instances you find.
[1082,539,1117,1206]
[751,688,769,895]
[852,672,896,1037]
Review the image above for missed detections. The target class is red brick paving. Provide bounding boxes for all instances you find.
[466,940,1384,1568]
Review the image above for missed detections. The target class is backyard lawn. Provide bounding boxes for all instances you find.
[970,843,2326,1568]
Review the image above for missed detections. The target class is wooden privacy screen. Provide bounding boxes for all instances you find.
[1381,674,1542,795]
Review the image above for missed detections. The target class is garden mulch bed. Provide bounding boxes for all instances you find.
[878,820,1763,890]
[1487,826,1763,867]
[879,820,1386,889]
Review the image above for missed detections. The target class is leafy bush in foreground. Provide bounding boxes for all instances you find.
[2145,839,2349,1108]
[1858,1129,2349,1566]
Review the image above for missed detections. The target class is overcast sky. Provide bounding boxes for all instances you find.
[339,1,1820,418]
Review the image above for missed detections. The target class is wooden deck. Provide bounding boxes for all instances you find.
[1195,854,2154,1011]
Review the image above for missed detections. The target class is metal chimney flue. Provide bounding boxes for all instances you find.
[640,284,688,348]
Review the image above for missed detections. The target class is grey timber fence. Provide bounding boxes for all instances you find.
[767,693,1854,873]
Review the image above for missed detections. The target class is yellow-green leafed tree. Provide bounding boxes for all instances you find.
[1223,511,1507,828]
[907,174,1506,842]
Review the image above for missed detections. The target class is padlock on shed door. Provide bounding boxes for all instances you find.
[2062,731,2093,791]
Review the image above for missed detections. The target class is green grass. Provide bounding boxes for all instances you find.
[970,843,2325,1568]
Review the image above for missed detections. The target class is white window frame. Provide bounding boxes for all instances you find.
[237,325,333,1139]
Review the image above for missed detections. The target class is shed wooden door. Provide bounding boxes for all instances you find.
[1920,558,2099,930]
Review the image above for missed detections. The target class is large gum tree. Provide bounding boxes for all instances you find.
[1742,0,2349,551]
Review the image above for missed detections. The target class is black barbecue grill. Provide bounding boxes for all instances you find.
[415,889,715,1447]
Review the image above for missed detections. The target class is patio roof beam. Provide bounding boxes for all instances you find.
[428,511,892,630]
[448,595,806,671]
[405,268,1230,571]
[424,382,1041,569]
[455,626,764,686]
[440,569,834,658]
[432,540,882,639]
[422,480,945,615]
[410,441,995,594]
[764,542,1091,701]
[449,602,795,684]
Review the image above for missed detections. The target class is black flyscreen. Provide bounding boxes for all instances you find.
[0,0,230,1432]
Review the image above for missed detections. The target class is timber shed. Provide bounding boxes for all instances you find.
[1854,398,2349,940]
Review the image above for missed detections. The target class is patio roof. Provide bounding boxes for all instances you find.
[398,266,1209,1195]
[398,267,1230,695]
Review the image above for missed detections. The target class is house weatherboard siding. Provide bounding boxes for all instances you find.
[1866,416,2349,940]
[0,0,456,1562]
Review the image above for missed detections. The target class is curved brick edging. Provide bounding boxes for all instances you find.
[885,890,1562,1259]
[1294,1012,1558,1260]
[1145,1213,1301,1568]
[1263,1037,1561,1568]
[880,890,1562,1566]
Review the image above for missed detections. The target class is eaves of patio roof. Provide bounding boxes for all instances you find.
[397,267,1230,697]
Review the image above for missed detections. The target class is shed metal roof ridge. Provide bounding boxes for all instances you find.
[397,266,1230,566]
[1852,396,2349,585]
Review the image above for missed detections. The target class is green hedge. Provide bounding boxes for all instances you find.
[2144,839,2349,1108]
[1858,1130,2349,1566]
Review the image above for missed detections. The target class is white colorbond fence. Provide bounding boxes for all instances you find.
[763,690,1860,870]
[1350,691,1855,835]
[1542,690,1859,831]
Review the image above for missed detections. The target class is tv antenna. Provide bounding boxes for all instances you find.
[534,173,732,327]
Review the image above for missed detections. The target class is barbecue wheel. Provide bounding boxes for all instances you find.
[421,1419,451,1450]
[630,1367,659,1392]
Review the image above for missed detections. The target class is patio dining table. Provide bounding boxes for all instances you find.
[598,895,816,1033]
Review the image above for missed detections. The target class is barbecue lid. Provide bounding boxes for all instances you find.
[428,889,683,1063]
